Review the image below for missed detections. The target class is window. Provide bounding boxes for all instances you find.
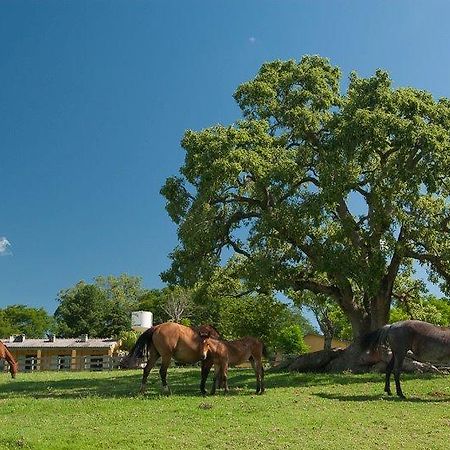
[88,356,104,371]
[57,355,71,371]
[24,354,37,372]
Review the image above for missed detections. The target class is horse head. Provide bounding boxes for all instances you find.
[119,354,141,370]
[197,324,220,340]
[198,336,212,361]
[10,361,18,379]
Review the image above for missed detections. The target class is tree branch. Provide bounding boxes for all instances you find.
[292,279,342,301]
[405,249,450,281]
[335,198,368,262]
[380,226,405,298]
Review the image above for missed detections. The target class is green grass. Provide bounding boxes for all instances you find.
[0,368,449,449]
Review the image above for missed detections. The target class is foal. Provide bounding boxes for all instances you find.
[199,336,265,395]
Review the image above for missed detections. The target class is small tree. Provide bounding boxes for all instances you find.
[162,288,193,323]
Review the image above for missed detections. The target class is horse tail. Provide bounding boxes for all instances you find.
[261,342,268,359]
[129,327,155,359]
[360,324,391,351]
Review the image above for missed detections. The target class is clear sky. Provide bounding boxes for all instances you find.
[1,1,449,313]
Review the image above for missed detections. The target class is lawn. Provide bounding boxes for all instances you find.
[0,368,449,449]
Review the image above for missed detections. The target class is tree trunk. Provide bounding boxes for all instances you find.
[345,293,391,338]
[370,294,391,331]
[323,333,333,351]
[286,293,393,373]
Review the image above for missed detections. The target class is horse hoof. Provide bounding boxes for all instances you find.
[162,386,171,396]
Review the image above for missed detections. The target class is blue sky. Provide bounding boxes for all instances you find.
[1,1,449,313]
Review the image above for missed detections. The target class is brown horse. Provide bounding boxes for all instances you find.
[199,335,265,395]
[0,341,18,378]
[361,320,450,398]
[121,322,219,394]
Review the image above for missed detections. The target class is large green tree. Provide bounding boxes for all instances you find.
[161,55,450,338]
[54,282,110,337]
[54,274,149,338]
[0,305,54,338]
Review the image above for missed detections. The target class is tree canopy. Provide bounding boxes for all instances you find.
[0,305,54,338]
[161,55,450,337]
[54,274,148,338]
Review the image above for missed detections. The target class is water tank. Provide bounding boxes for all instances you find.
[131,311,153,333]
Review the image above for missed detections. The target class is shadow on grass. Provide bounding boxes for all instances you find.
[0,372,143,400]
[0,369,448,400]
[314,392,450,403]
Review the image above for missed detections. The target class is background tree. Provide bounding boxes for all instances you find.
[54,282,109,337]
[390,294,450,326]
[161,55,450,338]
[94,274,147,334]
[137,286,197,325]
[216,294,312,352]
[137,288,168,324]
[0,305,54,338]
[54,274,150,338]
[276,324,309,355]
[161,287,194,323]
[295,292,352,350]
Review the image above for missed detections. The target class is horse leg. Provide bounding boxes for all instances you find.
[258,360,265,394]
[140,348,159,394]
[222,365,229,394]
[384,354,395,396]
[250,357,260,394]
[393,352,406,399]
[210,376,217,395]
[200,358,213,396]
[251,357,265,394]
[159,354,172,395]
[210,368,219,395]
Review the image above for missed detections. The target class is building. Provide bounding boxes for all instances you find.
[303,333,350,353]
[2,335,120,372]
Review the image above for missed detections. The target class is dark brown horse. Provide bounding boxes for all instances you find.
[361,320,450,398]
[0,341,18,378]
[199,336,265,395]
[121,322,219,394]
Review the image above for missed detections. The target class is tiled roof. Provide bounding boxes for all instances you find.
[2,338,118,349]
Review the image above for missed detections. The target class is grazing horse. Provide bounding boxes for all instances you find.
[121,322,219,394]
[361,320,450,398]
[0,341,18,378]
[199,335,265,395]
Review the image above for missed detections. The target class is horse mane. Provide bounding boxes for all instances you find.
[129,327,155,359]
[261,341,268,358]
[195,324,220,339]
[360,324,391,351]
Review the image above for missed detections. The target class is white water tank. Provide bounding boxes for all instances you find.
[131,311,153,333]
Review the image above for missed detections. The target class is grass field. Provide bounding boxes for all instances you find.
[0,368,449,449]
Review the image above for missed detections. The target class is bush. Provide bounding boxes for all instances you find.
[118,330,138,352]
[275,324,309,355]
